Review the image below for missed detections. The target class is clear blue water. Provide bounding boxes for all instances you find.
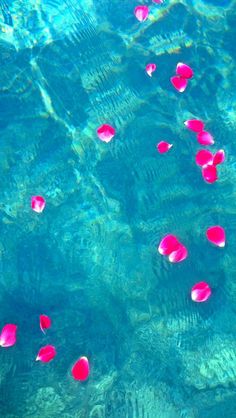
[0,0,236,417]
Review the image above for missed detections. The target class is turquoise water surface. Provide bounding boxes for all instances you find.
[0,0,236,417]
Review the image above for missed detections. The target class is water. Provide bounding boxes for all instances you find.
[0,0,236,417]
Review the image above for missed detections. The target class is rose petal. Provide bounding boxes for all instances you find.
[0,324,17,348]
[36,345,56,363]
[71,356,90,381]
[158,234,181,256]
[134,6,149,22]
[146,63,157,77]
[184,119,205,133]
[213,149,225,166]
[168,244,188,263]
[191,281,211,302]
[31,196,46,213]
[157,141,173,154]
[195,150,213,167]
[39,314,51,334]
[97,124,115,143]
[170,76,188,93]
[202,164,218,183]
[206,226,226,247]
[176,63,194,79]
[197,131,214,146]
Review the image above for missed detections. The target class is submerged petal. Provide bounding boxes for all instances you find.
[202,164,218,183]
[184,119,204,133]
[191,281,211,302]
[134,6,149,22]
[0,324,17,348]
[36,345,56,362]
[197,131,214,146]
[168,244,188,263]
[213,149,225,166]
[195,150,213,167]
[97,124,115,143]
[71,356,90,381]
[146,63,157,77]
[157,141,173,154]
[176,63,194,79]
[31,196,46,213]
[158,234,180,256]
[170,76,188,93]
[40,314,51,334]
[206,226,226,247]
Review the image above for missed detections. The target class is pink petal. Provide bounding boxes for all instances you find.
[213,149,225,166]
[134,6,149,22]
[158,234,181,256]
[36,345,56,363]
[202,164,218,183]
[157,141,173,154]
[195,150,213,167]
[206,226,226,247]
[146,63,157,77]
[152,0,163,3]
[71,356,90,381]
[184,119,204,133]
[197,131,214,146]
[31,196,46,213]
[168,244,188,263]
[170,76,188,93]
[0,324,17,348]
[97,124,115,143]
[191,281,211,302]
[176,63,194,79]
[39,314,51,334]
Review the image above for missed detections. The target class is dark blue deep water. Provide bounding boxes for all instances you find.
[0,0,236,417]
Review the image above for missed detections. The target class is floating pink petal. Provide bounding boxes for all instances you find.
[184,119,204,133]
[134,5,149,22]
[206,226,226,247]
[213,149,225,166]
[170,76,188,93]
[202,164,218,183]
[157,141,173,154]
[195,150,213,167]
[152,0,163,3]
[36,345,56,363]
[191,281,211,302]
[31,196,46,213]
[71,356,90,381]
[197,131,214,146]
[146,63,157,77]
[40,314,51,334]
[176,63,193,79]
[97,124,115,143]
[158,234,181,256]
[0,324,17,348]
[168,244,188,263]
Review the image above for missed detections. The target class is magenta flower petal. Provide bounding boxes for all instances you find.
[36,345,56,362]
[176,63,194,79]
[170,76,188,93]
[31,196,46,213]
[146,63,157,77]
[184,119,204,133]
[157,141,173,154]
[158,234,180,256]
[206,226,226,247]
[97,124,115,143]
[191,281,211,302]
[168,244,188,263]
[134,6,149,22]
[39,314,51,334]
[71,356,90,381]
[195,150,213,167]
[202,164,218,183]
[213,149,225,166]
[0,324,17,347]
[197,131,214,146]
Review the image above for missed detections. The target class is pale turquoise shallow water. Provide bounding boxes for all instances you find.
[0,0,236,417]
